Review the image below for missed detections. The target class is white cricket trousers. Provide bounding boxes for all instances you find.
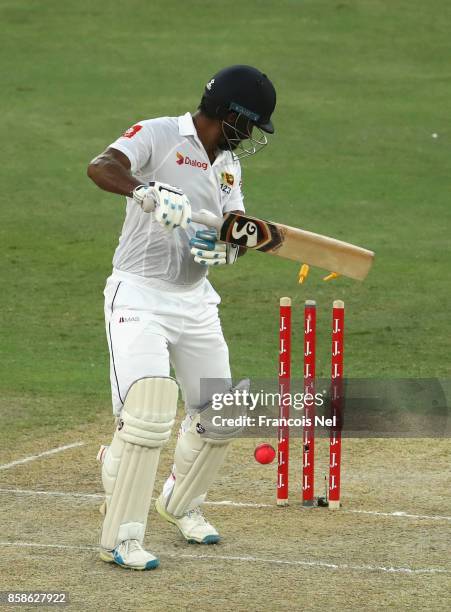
[104,269,232,416]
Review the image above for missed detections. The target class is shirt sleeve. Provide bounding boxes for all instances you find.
[222,162,245,213]
[108,121,153,174]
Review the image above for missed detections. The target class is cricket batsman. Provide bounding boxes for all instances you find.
[87,65,276,570]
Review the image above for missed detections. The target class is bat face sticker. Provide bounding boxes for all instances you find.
[220,214,286,252]
[230,220,259,247]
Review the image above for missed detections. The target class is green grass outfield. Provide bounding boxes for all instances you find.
[0,0,450,442]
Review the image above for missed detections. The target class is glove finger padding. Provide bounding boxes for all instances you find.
[193,253,227,266]
[189,228,234,266]
[154,190,180,229]
[178,195,192,229]
[192,244,227,257]
[196,229,218,241]
[189,230,218,250]
[144,183,191,230]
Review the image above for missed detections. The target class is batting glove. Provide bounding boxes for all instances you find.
[189,229,239,266]
[132,182,192,230]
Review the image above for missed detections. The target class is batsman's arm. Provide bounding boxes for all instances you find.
[87,147,141,197]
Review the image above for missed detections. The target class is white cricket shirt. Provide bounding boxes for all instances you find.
[109,112,245,285]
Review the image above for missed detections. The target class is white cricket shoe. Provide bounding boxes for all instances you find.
[100,539,159,570]
[155,494,220,544]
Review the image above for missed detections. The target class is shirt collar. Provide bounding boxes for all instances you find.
[178,112,196,136]
[178,112,233,166]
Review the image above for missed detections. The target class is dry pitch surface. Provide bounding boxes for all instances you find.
[0,412,450,611]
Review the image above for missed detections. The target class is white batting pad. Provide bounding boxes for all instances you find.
[101,377,178,550]
[165,419,230,518]
[164,379,250,517]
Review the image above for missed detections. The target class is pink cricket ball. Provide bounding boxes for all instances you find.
[254,443,276,464]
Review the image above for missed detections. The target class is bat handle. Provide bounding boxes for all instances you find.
[190,209,223,231]
[136,196,223,231]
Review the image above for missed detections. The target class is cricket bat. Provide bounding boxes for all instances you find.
[192,210,374,281]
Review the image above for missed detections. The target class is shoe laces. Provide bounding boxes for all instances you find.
[121,539,141,555]
[186,507,208,525]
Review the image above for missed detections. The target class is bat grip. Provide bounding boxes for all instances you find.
[140,197,223,231]
[190,210,223,231]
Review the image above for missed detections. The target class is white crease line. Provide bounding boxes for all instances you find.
[0,442,85,471]
[0,489,264,505]
[0,487,103,499]
[207,500,272,508]
[350,509,451,521]
[0,541,447,575]
[0,542,96,551]
[172,552,450,575]
[1,487,450,522]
